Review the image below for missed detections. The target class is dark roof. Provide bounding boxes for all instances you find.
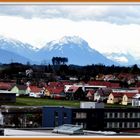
[16,85,27,90]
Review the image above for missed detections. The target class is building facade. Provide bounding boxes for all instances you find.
[42,106,140,132]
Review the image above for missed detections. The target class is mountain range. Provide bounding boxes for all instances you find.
[0,35,137,66]
[104,52,139,66]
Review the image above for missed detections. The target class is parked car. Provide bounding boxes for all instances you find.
[29,93,42,98]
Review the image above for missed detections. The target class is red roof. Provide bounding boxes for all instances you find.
[47,82,64,88]
[110,83,120,88]
[117,73,134,80]
[87,81,120,88]
[29,86,42,93]
[46,87,64,94]
[123,93,137,98]
[0,82,15,90]
[60,81,74,85]
[111,92,137,98]
[111,92,123,97]
[88,81,110,86]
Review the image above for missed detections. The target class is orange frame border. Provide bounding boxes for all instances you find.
[0,0,140,140]
[0,138,139,140]
[0,0,140,2]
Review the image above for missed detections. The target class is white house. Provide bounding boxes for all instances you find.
[132,94,140,107]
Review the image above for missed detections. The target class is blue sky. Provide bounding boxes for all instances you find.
[0,4,140,62]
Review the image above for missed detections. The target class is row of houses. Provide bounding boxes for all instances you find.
[1,81,140,106]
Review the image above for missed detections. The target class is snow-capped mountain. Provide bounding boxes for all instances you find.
[37,36,118,66]
[104,52,137,66]
[1,35,138,66]
[0,48,32,64]
[0,35,37,61]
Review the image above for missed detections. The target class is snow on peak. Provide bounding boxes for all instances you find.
[59,36,85,45]
[0,35,37,51]
[44,36,89,51]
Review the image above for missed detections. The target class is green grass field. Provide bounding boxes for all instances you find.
[10,97,80,107]
[2,97,133,108]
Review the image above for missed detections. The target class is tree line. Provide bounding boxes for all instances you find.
[0,60,140,84]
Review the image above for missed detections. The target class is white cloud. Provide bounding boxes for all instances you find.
[0,15,140,59]
[107,56,128,63]
[1,5,140,24]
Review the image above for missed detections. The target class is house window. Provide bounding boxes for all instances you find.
[76,112,87,119]
[138,122,140,128]
[106,113,110,118]
[114,122,118,128]
[109,113,113,118]
[119,122,122,128]
[124,122,127,128]
[134,122,138,128]
[117,113,120,118]
[114,113,118,118]
[129,113,133,118]
[129,122,133,128]
[122,113,125,118]
[63,112,67,118]
[107,122,109,128]
[125,113,128,118]
[54,111,58,118]
[127,122,130,128]
[127,113,130,118]
[133,113,138,118]
[136,113,139,118]
[122,122,124,128]
[119,113,123,118]
[138,113,140,118]
[109,122,113,128]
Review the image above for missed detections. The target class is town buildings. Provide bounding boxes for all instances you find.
[42,103,140,132]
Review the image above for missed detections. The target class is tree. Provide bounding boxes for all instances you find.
[52,57,55,65]
[52,57,68,65]
[130,64,140,74]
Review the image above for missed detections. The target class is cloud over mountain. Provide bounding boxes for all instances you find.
[0,5,140,24]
